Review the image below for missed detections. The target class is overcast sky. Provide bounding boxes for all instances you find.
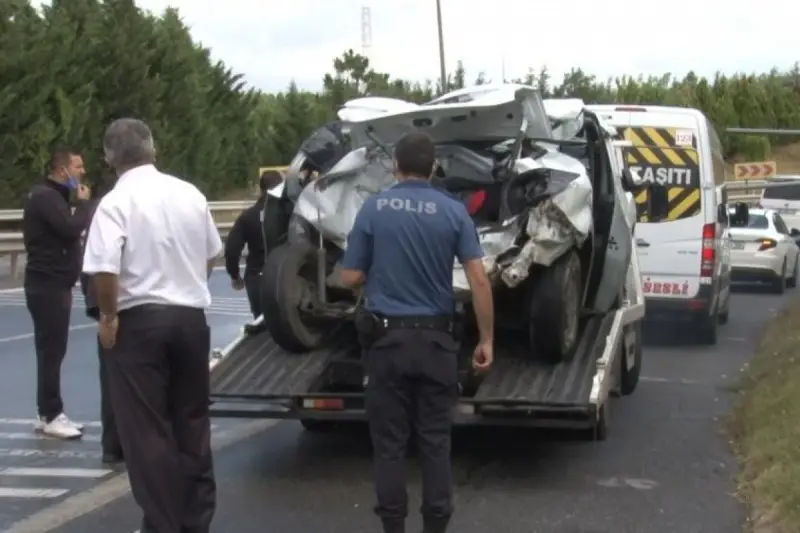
[127,0,800,92]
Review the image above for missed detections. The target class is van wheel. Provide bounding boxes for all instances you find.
[772,260,787,294]
[620,322,642,396]
[528,249,582,364]
[787,255,798,289]
[697,310,718,345]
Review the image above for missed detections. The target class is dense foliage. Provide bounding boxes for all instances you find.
[2,0,799,207]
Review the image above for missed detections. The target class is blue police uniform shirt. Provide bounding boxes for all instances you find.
[341,179,484,316]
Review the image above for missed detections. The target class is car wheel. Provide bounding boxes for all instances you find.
[772,260,787,294]
[787,255,799,289]
[619,321,642,396]
[528,249,582,364]
[262,242,326,352]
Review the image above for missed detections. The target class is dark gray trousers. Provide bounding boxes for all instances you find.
[108,304,216,533]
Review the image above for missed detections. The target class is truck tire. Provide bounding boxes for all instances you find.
[528,249,582,364]
[262,242,326,353]
[619,322,642,396]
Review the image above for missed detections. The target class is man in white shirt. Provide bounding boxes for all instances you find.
[83,118,222,533]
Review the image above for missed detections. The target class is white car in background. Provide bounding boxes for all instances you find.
[729,208,800,293]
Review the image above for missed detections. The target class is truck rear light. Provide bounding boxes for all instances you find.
[758,238,778,251]
[701,223,715,277]
[614,106,647,112]
[302,398,344,410]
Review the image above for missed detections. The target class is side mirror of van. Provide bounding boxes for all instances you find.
[621,168,645,192]
[716,204,729,224]
[729,202,750,227]
[646,185,669,222]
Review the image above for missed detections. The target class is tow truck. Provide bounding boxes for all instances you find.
[208,95,654,441]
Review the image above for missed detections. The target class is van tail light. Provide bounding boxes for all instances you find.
[701,223,715,277]
[758,238,778,251]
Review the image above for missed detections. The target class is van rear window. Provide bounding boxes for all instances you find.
[763,183,800,201]
[619,126,701,223]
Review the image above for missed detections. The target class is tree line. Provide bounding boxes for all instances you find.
[2,0,799,208]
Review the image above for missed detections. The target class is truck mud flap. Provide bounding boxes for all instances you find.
[473,313,615,407]
[210,331,358,399]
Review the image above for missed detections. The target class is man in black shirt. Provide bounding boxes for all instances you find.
[23,146,92,440]
[224,171,283,318]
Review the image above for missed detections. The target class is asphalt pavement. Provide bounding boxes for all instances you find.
[0,277,791,533]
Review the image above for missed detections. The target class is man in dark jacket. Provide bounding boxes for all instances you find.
[224,171,283,318]
[79,177,123,464]
[23,146,92,440]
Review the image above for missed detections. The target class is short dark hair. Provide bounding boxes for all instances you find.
[49,146,79,172]
[259,170,283,192]
[394,132,436,178]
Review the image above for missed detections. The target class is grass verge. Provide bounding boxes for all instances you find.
[730,297,800,533]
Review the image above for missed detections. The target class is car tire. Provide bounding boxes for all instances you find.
[718,288,730,325]
[262,242,326,353]
[787,255,798,289]
[528,249,582,364]
[619,322,642,396]
[772,260,787,294]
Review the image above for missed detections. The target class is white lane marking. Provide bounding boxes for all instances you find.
[596,477,659,490]
[0,288,23,294]
[0,468,111,478]
[0,432,100,442]
[725,337,747,342]
[0,324,96,344]
[0,488,69,499]
[2,419,278,533]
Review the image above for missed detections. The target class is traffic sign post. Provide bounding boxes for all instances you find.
[734,161,777,180]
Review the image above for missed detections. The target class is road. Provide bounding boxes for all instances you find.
[0,277,790,533]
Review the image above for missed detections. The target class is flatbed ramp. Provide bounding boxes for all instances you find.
[473,313,614,407]
[210,331,358,399]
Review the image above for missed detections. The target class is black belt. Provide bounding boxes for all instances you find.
[377,314,453,333]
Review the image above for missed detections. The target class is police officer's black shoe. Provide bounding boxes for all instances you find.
[381,518,405,533]
[422,516,450,533]
[244,322,267,335]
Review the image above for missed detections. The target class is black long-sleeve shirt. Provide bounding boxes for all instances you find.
[22,178,91,288]
[225,196,266,279]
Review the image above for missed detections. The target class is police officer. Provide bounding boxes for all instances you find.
[225,171,283,318]
[339,132,495,533]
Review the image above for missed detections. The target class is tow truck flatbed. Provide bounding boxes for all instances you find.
[209,312,617,433]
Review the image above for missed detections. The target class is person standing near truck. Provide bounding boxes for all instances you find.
[79,177,123,464]
[225,170,283,318]
[339,131,495,533]
[23,146,92,440]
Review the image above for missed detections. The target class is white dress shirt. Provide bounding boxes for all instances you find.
[82,164,223,311]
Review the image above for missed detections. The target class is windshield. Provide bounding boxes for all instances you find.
[762,182,800,201]
[732,213,769,229]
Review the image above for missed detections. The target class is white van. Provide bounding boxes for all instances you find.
[586,105,731,344]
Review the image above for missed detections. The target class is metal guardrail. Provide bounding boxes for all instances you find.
[0,201,251,279]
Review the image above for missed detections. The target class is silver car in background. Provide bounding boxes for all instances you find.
[729,208,800,293]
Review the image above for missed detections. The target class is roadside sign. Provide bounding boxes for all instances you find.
[733,161,776,180]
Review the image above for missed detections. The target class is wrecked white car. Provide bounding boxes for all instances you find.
[261,86,655,364]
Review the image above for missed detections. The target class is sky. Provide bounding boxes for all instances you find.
[95,0,800,93]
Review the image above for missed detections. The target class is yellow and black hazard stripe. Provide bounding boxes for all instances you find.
[618,126,701,222]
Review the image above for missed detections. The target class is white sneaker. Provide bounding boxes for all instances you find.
[41,414,83,440]
[62,414,84,431]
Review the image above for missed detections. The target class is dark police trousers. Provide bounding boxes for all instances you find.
[107,304,216,533]
[25,285,72,421]
[365,327,458,533]
[243,271,262,318]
